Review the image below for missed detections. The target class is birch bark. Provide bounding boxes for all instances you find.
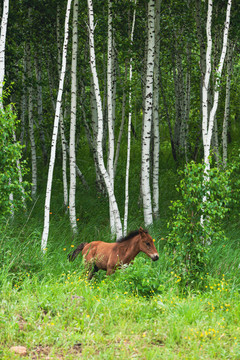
[69,0,78,235]
[202,0,232,173]
[152,0,161,219]
[41,0,72,252]
[123,0,136,236]
[56,2,69,211]
[114,62,127,177]
[107,0,115,233]
[87,0,122,238]
[0,0,9,107]
[141,0,155,226]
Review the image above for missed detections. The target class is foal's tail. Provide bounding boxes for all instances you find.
[68,243,88,262]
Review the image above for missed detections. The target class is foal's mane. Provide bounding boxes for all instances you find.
[116,229,148,243]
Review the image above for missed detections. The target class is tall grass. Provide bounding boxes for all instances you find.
[1,167,240,358]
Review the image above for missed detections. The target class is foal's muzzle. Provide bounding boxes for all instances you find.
[151,254,159,261]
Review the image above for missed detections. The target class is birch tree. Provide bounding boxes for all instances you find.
[56,5,69,211]
[87,0,122,238]
[123,0,136,236]
[141,0,155,227]
[107,0,115,233]
[202,0,232,173]
[69,0,78,235]
[152,0,161,219]
[0,0,9,107]
[41,0,72,252]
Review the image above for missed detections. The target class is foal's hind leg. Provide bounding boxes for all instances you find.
[88,264,99,280]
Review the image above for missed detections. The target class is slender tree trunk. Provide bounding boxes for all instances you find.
[141,0,155,226]
[114,61,127,177]
[123,0,136,236]
[194,0,206,160]
[69,0,78,235]
[56,8,70,210]
[59,111,69,211]
[107,0,115,233]
[87,0,122,238]
[0,0,9,108]
[152,0,161,219]
[202,0,231,173]
[88,77,105,193]
[41,0,72,252]
[201,0,231,232]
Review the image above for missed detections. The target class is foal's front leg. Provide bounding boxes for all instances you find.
[106,266,115,276]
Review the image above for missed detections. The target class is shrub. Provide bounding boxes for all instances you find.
[167,160,232,287]
[0,104,30,215]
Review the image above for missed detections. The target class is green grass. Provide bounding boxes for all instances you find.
[1,214,240,359]
[1,267,240,359]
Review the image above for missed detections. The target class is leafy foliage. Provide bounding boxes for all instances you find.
[167,160,233,287]
[0,104,30,215]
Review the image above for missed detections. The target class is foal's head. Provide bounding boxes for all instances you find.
[138,227,159,261]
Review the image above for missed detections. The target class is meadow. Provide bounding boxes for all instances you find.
[1,203,240,360]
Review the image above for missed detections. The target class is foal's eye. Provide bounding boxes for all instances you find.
[146,242,150,247]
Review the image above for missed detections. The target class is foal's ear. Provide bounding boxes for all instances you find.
[139,227,144,233]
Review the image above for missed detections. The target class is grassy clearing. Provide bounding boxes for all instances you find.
[1,268,240,359]
[1,216,240,359]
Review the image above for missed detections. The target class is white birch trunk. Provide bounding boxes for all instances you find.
[114,62,127,176]
[202,0,231,173]
[41,0,72,252]
[201,0,231,230]
[59,111,69,211]
[0,0,9,108]
[89,77,105,192]
[123,0,136,236]
[69,0,78,235]
[56,3,62,76]
[107,0,115,233]
[87,0,122,238]
[152,0,161,219]
[56,10,69,210]
[141,0,155,227]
